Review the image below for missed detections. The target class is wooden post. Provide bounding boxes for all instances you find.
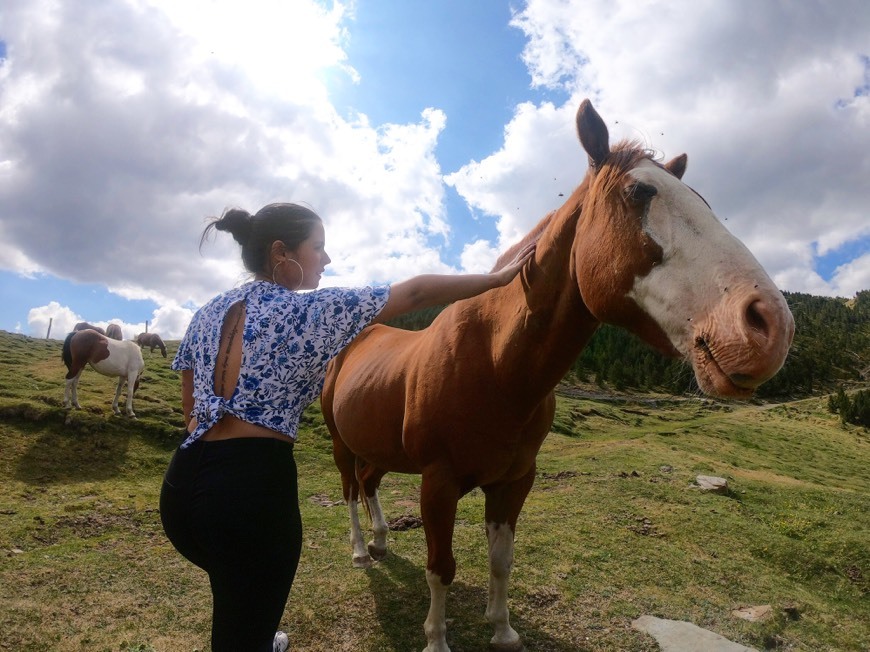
[46,318,52,340]
[145,320,149,333]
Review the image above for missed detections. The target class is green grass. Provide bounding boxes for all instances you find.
[0,330,867,651]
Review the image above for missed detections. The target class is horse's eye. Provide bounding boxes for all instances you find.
[626,181,657,204]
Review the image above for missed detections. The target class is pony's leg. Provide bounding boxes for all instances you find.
[66,371,83,410]
[64,377,75,409]
[420,468,460,652]
[481,470,536,652]
[124,372,137,417]
[111,377,124,415]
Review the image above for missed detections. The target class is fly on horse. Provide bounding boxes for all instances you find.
[63,329,146,417]
[105,323,123,340]
[136,332,167,358]
[321,100,795,652]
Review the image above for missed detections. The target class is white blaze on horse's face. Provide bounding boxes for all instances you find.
[626,159,794,397]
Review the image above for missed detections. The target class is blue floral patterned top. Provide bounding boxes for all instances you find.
[172,280,390,449]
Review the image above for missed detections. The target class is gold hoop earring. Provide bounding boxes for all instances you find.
[287,258,304,291]
[271,260,285,283]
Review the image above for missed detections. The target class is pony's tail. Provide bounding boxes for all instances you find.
[61,332,75,369]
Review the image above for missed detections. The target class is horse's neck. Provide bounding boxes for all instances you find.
[469,191,600,399]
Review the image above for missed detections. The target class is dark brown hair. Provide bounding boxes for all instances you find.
[200,203,322,275]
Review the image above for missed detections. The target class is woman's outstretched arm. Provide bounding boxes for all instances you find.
[373,242,535,324]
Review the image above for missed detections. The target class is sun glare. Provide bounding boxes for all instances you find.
[142,0,354,100]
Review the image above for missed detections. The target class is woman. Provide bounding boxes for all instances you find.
[160,202,534,651]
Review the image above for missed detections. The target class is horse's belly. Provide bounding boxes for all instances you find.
[89,359,128,377]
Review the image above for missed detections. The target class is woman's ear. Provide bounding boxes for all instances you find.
[269,240,286,263]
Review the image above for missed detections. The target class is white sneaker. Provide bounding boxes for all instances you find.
[273,631,289,652]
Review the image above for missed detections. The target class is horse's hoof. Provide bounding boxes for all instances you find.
[368,543,388,561]
[352,554,374,569]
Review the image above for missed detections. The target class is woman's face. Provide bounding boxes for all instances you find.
[288,221,330,290]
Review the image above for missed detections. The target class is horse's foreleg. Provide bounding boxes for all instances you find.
[420,468,460,652]
[484,523,522,651]
[482,470,536,652]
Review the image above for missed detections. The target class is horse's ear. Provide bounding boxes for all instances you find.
[664,153,688,180]
[576,99,610,170]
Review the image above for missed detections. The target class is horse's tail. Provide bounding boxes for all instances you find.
[354,458,373,523]
[61,332,75,370]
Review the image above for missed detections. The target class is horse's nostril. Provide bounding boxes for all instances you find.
[745,299,770,338]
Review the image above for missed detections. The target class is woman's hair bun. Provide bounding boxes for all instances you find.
[215,208,254,246]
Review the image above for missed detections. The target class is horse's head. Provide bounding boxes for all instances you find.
[571,99,794,398]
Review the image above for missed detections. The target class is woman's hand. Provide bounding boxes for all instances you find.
[375,241,537,323]
[492,242,536,287]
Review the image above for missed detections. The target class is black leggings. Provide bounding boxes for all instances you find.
[160,437,302,652]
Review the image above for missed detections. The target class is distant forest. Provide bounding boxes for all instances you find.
[387,290,870,399]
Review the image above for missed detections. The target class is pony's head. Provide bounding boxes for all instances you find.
[571,99,794,398]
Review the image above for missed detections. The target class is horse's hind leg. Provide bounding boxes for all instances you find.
[359,464,389,561]
[64,370,83,410]
[124,372,138,418]
[481,469,536,652]
[330,435,372,567]
[110,377,125,415]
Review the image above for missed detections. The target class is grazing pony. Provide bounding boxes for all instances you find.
[62,329,145,417]
[321,100,795,652]
[105,323,123,340]
[136,332,167,358]
[73,321,105,335]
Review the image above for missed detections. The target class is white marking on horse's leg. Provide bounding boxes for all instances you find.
[69,372,82,409]
[485,522,521,649]
[125,374,137,417]
[64,378,73,409]
[367,490,388,560]
[111,377,124,415]
[423,569,451,652]
[348,499,372,568]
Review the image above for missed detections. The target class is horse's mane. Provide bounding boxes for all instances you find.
[490,141,653,273]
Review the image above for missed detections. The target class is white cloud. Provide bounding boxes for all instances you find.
[2,0,869,343]
[450,0,870,289]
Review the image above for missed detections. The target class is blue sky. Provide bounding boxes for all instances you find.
[0,0,868,340]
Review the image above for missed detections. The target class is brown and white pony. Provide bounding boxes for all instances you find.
[136,332,167,358]
[62,329,145,417]
[73,321,105,335]
[321,100,795,652]
[105,323,123,340]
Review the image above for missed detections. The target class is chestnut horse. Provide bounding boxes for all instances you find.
[136,332,167,358]
[321,100,794,652]
[73,321,105,335]
[105,323,123,340]
[62,329,145,417]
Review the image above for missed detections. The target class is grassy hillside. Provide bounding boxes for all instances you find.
[0,330,867,651]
